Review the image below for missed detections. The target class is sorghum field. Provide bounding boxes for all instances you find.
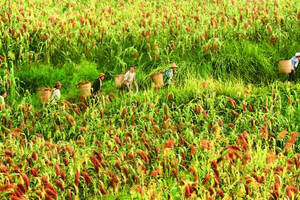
[0,0,299,199]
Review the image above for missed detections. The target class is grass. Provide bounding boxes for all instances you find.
[1,0,299,85]
[0,0,299,199]
[0,78,299,199]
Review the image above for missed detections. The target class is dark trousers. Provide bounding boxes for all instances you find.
[164,83,170,88]
[90,91,103,105]
[288,71,296,82]
[119,84,130,92]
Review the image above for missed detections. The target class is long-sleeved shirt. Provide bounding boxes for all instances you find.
[291,57,299,70]
[92,78,103,94]
[50,88,61,104]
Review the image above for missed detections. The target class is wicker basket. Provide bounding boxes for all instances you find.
[78,81,91,97]
[37,87,52,104]
[115,74,125,89]
[150,72,164,87]
[278,60,292,74]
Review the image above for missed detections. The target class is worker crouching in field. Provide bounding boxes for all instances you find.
[164,63,178,87]
[289,53,300,82]
[50,82,61,104]
[123,66,138,93]
[0,90,7,111]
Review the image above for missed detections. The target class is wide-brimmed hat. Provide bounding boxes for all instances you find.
[99,73,105,78]
[295,52,300,57]
[55,81,61,87]
[171,63,178,68]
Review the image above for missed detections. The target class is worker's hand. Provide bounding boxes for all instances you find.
[126,83,130,91]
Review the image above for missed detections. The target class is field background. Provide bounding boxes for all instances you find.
[0,0,299,199]
[0,0,299,100]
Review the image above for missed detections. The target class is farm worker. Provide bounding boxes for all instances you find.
[164,63,178,87]
[0,91,7,110]
[289,52,300,82]
[123,66,138,92]
[50,82,61,104]
[92,73,106,95]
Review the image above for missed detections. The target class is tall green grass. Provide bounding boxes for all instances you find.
[10,38,299,105]
[0,0,299,105]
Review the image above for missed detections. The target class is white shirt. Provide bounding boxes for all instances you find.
[123,71,136,85]
[0,96,5,110]
[51,88,61,104]
[291,57,299,70]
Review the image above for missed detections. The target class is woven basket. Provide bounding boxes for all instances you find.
[278,60,292,74]
[150,72,164,87]
[78,82,91,97]
[37,87,52,104]
[115,74,125,89]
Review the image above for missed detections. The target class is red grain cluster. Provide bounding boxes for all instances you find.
[284,132,298,152]
[228,97,237,109]
[81,172,92,185]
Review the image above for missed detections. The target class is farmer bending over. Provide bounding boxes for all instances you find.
[0,91,7,111]
[92,73,106,95]
[123,66,138,92]
[164,63,178,87]
[50,82,61,104]
[289,53,300,82]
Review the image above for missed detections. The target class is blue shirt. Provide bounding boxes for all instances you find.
[164,68,173,83]
[291,57,299,70]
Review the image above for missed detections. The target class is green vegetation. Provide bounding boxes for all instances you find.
[0,79,299,199]
[0,0,299,85]
[0,0,299,199]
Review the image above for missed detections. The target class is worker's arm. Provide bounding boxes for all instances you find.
[292,65,297,74]
[133,74,138,92]
[125,81,131,91]
[123,72,131,91]
[50,90,56,103]
[134,80,138,91]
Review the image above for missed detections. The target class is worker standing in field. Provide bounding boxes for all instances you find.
[164,63,178,87]
[92,73,106,95]
[123,66,138,93]
[289,53,300,82]
[91,73,106,102]
[0,91,7,111]
[50,82,61,104]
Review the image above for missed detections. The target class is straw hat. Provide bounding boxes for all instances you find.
[295,53,300,57]
[55,81,61,87]
[99,73,105,78]
[171,63,178,68]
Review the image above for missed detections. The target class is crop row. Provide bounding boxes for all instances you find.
[0,0,299,68]
[0,79,299,199]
